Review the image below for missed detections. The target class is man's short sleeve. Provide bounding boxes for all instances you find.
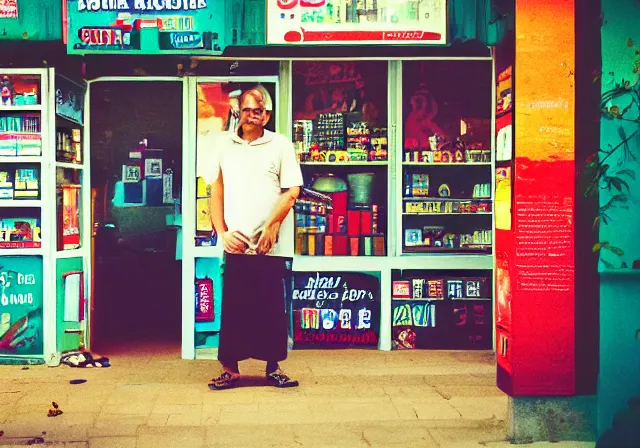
[280,139,304,189]
[197,135,223,184]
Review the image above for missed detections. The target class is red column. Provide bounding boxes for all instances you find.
[496,0,576,396]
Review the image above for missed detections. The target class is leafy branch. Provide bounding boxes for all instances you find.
[585,44,640,269]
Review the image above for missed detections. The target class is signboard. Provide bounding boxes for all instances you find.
[55,75,85,126]
[0,256,44,356]
[0,0,18,19]
[267,0,447,45]
[291,271,380,348]
[66,0,225,54]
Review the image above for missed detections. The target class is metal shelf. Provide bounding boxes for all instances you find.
[300,161,388,166]
[56,162,84,170]
[402,162,492,166]
[402,212,492,216]
[0,156,42,163]
[0,199,41,207]
[403,197,492,201]
[293,254,494,271]
[0,105,42,112]
[0,248,43,256]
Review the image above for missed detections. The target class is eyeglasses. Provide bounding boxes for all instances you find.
[241,107,264,116]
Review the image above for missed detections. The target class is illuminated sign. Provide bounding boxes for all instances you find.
[159,15,194,31]
[76,0,207,12]
[66,0,222,54]
[160,31,203,49]
[78,26,131,48]
[266,0,447,45]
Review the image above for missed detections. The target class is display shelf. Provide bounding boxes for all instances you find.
[402,162,492,166]
[0,105,42,112]
[403,212,492,216]
[0,248,43,256]
[194,244,223,258]
[403,248,492,256]
[293,254,494,271]
[0,156,41,163]
[403,197,492,201]
[392,297,492,301]
[0,199,41,207]
[56,162,83,170]
[301,161,388,166]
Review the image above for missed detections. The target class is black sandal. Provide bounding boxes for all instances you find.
[266,369,299,388]
[208,371,240,390]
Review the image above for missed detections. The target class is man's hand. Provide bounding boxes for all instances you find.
[256,222,280,255]
[223,231,248,254]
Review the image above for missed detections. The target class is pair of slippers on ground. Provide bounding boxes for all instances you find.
[208,370,299,390]
[61,351,110,368]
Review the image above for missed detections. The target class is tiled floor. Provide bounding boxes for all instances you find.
[0,344,594,447]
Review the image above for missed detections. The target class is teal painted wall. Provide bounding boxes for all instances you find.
[598,0,640,437]
[0,0,62,40]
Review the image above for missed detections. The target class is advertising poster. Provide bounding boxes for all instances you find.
[392,276,492,350]
[55,75,85,126]
[0,256,44,356]
[291,271,380,348]
[195,82,277,246]
[267,0,447,45]
[0,0,18,19]
[66,0,225,54]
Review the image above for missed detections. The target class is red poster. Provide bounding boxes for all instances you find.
[0,0,18,19]
[195,278,214,322]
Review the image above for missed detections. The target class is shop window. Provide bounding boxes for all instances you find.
[401,60,493,254]
[391,269,493,350]
[292,61,388,257]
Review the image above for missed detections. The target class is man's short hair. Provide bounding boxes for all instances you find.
[240,88,266,109]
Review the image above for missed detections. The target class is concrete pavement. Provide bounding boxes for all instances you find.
[0,343,594,447]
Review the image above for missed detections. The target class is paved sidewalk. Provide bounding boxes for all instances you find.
[0,344,594,447]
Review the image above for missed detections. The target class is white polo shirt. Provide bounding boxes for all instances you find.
[203,129,303,258]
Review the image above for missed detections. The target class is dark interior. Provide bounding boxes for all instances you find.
[90,81,182,352]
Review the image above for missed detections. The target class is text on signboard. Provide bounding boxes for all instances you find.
[77,0,207,12]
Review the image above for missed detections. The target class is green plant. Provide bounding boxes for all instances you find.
[585,43,640,269]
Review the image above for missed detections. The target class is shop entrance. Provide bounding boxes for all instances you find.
[88,79,184,355]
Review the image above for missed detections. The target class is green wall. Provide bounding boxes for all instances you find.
[598,0,640,438]
[0,0,62,40]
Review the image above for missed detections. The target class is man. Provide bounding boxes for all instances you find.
[207,87,303,390]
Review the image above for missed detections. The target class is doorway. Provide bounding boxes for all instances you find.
[89,80,183,355]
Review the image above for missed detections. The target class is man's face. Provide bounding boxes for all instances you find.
[240,93,271,130]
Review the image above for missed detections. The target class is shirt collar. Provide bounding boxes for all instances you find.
[230,128,275,146]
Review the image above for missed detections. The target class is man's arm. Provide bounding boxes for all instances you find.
[209,169,227,235]
[265,186,301,229]
[255,186,300,255]
[209,170,246,253]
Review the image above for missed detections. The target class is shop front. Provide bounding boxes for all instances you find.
[0,0,513,362]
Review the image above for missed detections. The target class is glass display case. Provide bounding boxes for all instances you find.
[0,72,44,252]
[291,61,389,257]
[400,60,494,255]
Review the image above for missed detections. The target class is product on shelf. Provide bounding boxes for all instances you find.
[295,180,385,256]
[0,75,39,107]
[0,115,42,157]
[56,127,82,163]
[0,218,41,248]
[403,225,492,251]
[13,168,39,199]
[403,134,491,164]
[0,169,13,199]
[0,166,40,200]
[404,199,492,214]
